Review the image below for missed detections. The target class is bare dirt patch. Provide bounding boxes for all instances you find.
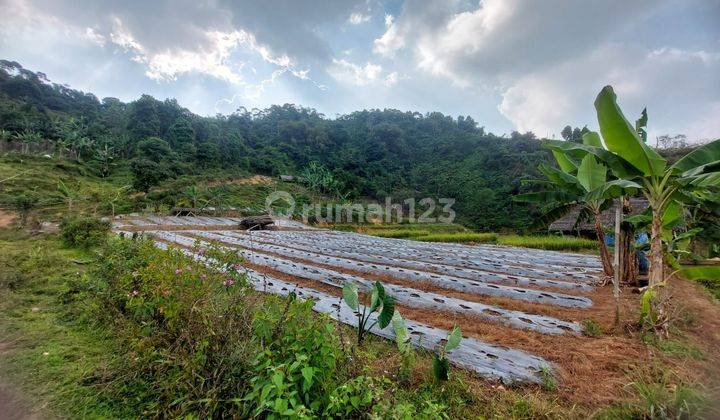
[0,210,16,228]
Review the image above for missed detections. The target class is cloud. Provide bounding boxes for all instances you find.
[348,13,371,25]
[498,45,720,141]
[327,59,382,85]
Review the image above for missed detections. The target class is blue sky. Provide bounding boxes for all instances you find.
[1,0,718,142]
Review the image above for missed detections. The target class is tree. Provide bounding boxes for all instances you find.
[514,149,629,277]
[131,158,168,192]
[547,86,720,288]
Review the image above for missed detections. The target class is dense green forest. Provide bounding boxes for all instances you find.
[0,60,553,230]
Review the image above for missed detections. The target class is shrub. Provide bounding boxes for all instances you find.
[59,216,110,248]
[91,237,254,417]
[245,296,343,417]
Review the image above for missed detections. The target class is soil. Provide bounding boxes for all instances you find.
[0,210,15,229]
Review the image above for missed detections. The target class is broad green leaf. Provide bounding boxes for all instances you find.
[538,163,581,189]
[391,310,410,347]
[377,295,395,329]
[594,86,666,176]
[301,366,314,389]
[685,172,720,188]
[674,227,703,242]
[635,108,648,142]
[543,139,638,179]
[577,155,607,192]
[671,139,720,174]
[582,130,603,147]
[585,179,641,203]
[342,282,359,311]
[680,160,720,178]
[370,286,379,312]
[370,281,386,312]
[551,150,577,173]
[444,326,462,352]
[662,200,682,229]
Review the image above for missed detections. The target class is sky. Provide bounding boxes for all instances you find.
[1,0,719,142]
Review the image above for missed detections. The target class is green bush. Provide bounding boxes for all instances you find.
[59,216,110,248]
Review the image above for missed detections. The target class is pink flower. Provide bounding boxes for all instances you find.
[200,274,207,281]
[161,290,169,297]
[233,263,242,270]
[129,290,139,297]
[223,278,235,286]
[175,268,183,275]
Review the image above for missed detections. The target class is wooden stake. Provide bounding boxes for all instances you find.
[613,198,622,326]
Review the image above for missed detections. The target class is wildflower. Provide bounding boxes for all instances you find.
[175,268,183,275]
[161,290,169,297]
[200,274,207,281]
[131,270,140,277]
[129,290,139,297]
[223,278,235,286]
[233,263,242,270]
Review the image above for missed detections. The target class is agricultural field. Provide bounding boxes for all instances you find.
[99,215,720,416]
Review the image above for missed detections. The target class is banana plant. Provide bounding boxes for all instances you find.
[590,87,718,286]
[514,145,637,276]
[543,87,719,287]
[433,326,462,381]
[342,281,395,344]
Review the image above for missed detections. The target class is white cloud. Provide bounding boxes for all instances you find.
[373,14,405,57]
[347,13,371,25]
[328,59,383,85]
[498,45,720,141]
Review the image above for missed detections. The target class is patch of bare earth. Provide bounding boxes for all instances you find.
[0,210,16,228]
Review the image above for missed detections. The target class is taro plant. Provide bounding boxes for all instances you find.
[391,310,415,382]
[433,325,462,381]
[342,281,395,344]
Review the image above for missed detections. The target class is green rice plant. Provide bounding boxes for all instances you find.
[370,229,429,238]
[497,235,597,251]
[416,232,498,243]
[433,326,462,381]
[342,281,395,344]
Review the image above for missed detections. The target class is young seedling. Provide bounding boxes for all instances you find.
[342,281,395,344]
[391,310,415,382]
[433,326,462,381]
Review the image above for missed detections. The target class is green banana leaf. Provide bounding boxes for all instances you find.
[671,139,720,174]
[577,154,607,192]
[594,86,666,176]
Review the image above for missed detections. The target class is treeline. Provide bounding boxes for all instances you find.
[0,60,550,230]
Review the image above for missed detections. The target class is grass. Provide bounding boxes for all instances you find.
[0,154,312,221]
[497,235,597,251]
[0,230,131,417]
[415,232,498,243]
[332,222,598,251]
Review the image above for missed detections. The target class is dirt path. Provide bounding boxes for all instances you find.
[0,342,36,420]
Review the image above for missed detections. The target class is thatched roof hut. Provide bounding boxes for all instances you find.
[548,197,649,234]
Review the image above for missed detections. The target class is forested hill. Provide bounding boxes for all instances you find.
[0,60,550,230]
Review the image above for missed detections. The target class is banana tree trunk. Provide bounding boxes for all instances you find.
[594,213,614,277]
[648,207,664,286]
[618,197,638,285]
